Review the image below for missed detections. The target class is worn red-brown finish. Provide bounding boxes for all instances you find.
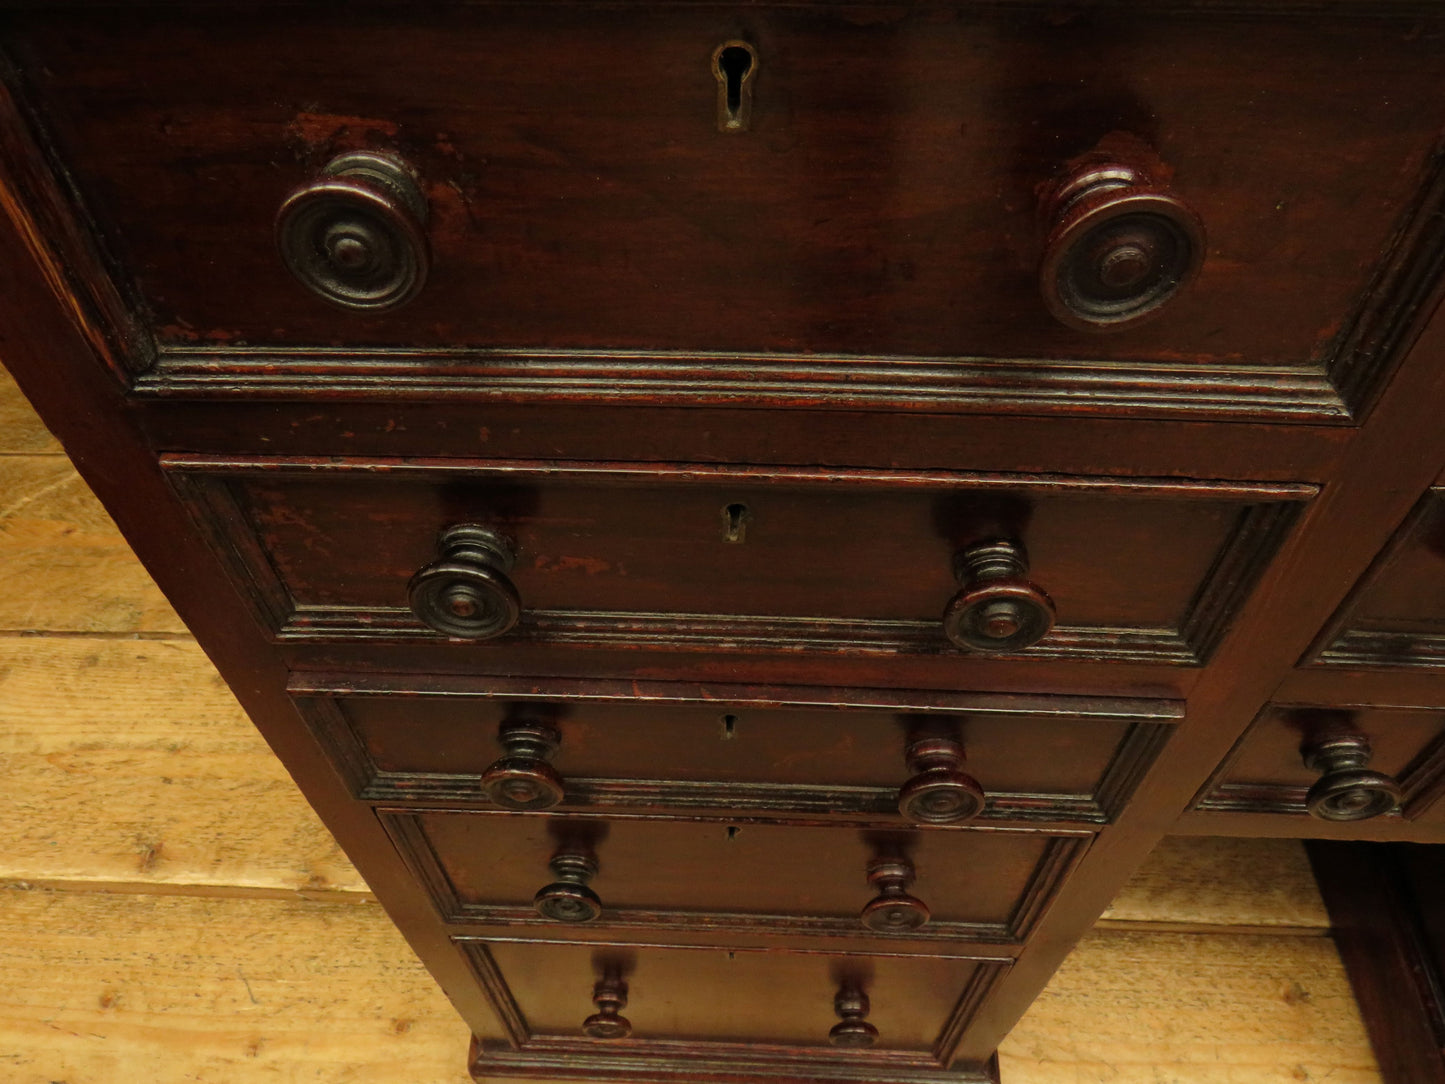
[299,683,1169,822]
[7,4,1445,1084]
[6,7,1442,370]
[1193,704,1445,824]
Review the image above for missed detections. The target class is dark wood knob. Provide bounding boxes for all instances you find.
[582,970,631,1040]
[277,150,429,311]
[1039,158,1204,331]
[943,539,1055,653]
[407,525,521,640]
[534,850,602,923]
[860,856,930,933]
[897,736,986,825]
[481,720,564,810]
[828,985,878,1049]
[1301,733,1402,822]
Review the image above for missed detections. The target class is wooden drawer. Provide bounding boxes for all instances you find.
[10,6,1445,423]
[170,456,1309,667]
[1193,704,1445,828]
[1309,487,1445,672]
[385,810,1085,946]
[293,674,1177,826]
[462,936,1005,1082]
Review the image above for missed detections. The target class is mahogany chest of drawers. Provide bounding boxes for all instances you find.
[5,3,1445,1081]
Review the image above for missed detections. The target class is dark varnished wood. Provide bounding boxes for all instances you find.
[137,400,1357,482]
[9,6,1445,1083]
[275,150,430,312]
[828,984,879,1048]
[860,855,930,934]
[1301,732,1403,822]
[164,456,1310,670]
[534,848,605,924]
[942,540,1056,655]
[381,808,1087,946]
[7,7,1445,423]
[481,718,565,811]
[960,251,1445,1061]
[1036,135,1205,332]
[897,737,987,826]
[1308,486,1445,672]
[582,965,632,1040]
[288,675,1179,825]
[1192,705,1445,826]
[407,524,522,641]
[0,31,512,1052]
[1308,842,1445,1084]
[461,935,1006,1067]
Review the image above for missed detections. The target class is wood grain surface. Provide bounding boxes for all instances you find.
[0,635,366,897]
[0,888,471,1084]
[13,7,1443,377]
[1101,836,1329,932]
[0,453,182,634]
[1001,930,1378,1084]
[0,889,1371,1084]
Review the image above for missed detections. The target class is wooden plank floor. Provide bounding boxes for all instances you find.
[0,365,1379,1084]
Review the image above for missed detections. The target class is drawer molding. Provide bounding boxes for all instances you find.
[141,344,1352,425]
[287,604,1202,663]
[1306,487,1445,670]
[380,809,1089,948]
[458,936,1007,1084]
[166,455,1310,668]
[129,117,1445,430]
[9,2,1445,434]
[1192,706,1445,820]
[290,675,1179,826]
[116,126,1445,429]
[1313,628,1445,670]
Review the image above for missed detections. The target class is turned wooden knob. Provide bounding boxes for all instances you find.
[1301,733,1401,822]
[582,971,631,1039]
[481,720,564,810]
[534,850,602,923]
[1039,158,1203,331]
[407,525,521,640]
[898,736,986,825]
[860,856,930,933]
[828,985,878,1049]
[277,150,429,311]
[943,539,1055,653]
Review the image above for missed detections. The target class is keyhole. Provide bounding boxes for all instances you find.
[720,47,750,116]
[722,502,751,543]
[725,825,742,842]
[712,41,757,132]
[720,713,738,740]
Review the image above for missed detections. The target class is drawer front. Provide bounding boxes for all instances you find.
[294,675,1177,825]
[12,7,1445,421]
[385,809,1085,943]
[1194,704,1445,824]
[170,457,1309,666]
[1310,487,1445,671]
[462,937,1005,1072]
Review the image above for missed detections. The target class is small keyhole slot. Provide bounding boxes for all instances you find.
[712,41,758,132]
[722,502,751,544]
[720,713,739,740]
[725,825,742,842]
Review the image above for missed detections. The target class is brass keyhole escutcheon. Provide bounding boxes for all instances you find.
[712,41,758,132]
